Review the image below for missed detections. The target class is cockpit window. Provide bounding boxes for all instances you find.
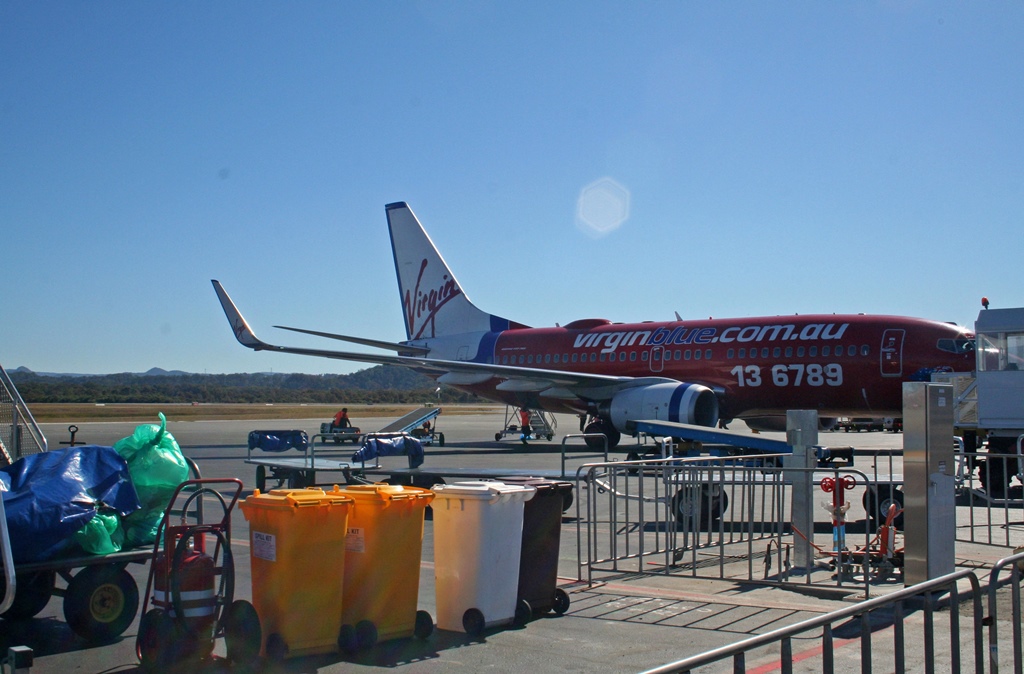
[937,338,974,355]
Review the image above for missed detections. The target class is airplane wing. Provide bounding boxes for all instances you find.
[212,280,680,400]
[272,325,431,355]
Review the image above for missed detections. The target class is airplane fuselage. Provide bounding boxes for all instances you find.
[432,313,974,419]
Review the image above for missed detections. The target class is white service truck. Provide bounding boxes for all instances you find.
[933,305,1024,496]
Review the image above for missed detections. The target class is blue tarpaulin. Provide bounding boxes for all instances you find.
[248,430,310,453]
[352,435,424,469]
[0,445,142,563]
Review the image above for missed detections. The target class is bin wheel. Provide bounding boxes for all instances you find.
[356,619,378,649]
[462,608,485,636]
[437,432,445,447]
[495,432,502,442]
[514,599,532,626]
[255,465,267,493]
[0,570,55,620]
[552,588,570,616]
[338,623,358,653]
[863,486,905,528]
[64,564,139,642]
[224,599,261,665]
[137,608,175,671]
[414,610,434,639]
[266,632,289,662]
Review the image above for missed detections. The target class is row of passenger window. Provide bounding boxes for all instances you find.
[727,344,870,359]
[498,343,871,366]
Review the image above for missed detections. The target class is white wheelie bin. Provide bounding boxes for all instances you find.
[430,481,535,635]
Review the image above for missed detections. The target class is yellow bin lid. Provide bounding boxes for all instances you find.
[330,483,435,505]
[242,487,353,510]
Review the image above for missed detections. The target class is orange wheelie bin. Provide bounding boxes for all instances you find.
[239,487,353,660]
[335,484,435,650]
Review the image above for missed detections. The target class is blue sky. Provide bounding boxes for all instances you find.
[2,2,1021,375]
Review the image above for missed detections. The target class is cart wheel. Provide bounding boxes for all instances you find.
[338,623,358,653]
[414,610,434,639]
[462,608,485,636]
[64,564,139,642]
[266,632,289,662]
[671,485,728,528]
[495,433,502,442]
[514,599,532,626]
[437,432,445,447]
[333,436,342,444]
[547,434,554,441]
[872,559,896,583]
[552,588,570,615]
[0,570,55,620]
[137,608,175,671]
[224,600,261,665]
[863,486,904,528]
[356,620,378,649]
[626,451,641,476]
[255,465,267,493]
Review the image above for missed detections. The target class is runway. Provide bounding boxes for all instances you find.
[3,410,1001,673]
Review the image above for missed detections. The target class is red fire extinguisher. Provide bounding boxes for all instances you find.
[151,525,218,661]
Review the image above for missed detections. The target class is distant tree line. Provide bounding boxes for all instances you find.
[10,366,484,405]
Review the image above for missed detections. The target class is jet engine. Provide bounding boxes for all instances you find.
[605,382,719,435]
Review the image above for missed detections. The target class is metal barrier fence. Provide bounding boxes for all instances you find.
[575,452,892,596]
[987,550,1024,674]
[642,549,1024,674]
[0,363,47,466]
[956,443,1024,549]
[641,567,985,674]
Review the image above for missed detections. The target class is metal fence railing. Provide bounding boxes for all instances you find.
[641,567,985,674]
[955,443,1024,549]
[575,452,896,596]
[641,549,1024,674]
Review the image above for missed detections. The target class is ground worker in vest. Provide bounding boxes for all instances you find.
[332,407,352,429]
[520,408,532,445]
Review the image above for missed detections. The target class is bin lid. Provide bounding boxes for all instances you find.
[241,487,353,510]
[432,480,535,501]
[329,483,435,504]
[496,476,573,494]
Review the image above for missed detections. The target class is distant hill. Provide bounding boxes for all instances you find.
[12,366,190,377]
[9,365,481,405]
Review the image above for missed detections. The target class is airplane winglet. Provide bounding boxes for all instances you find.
[211,279,267,350]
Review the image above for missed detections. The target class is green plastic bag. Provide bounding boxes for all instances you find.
[73,512,125,555]
[113,412,189,547]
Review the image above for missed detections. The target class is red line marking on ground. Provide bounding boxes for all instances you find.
[745,636,859,674]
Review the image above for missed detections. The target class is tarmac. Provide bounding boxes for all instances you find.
[4,408,1021,673]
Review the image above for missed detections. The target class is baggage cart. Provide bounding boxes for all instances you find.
[1,455,202,643]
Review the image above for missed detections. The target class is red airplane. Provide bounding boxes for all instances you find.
[213,202,975,447]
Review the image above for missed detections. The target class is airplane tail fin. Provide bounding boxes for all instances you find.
[386,202,526,340]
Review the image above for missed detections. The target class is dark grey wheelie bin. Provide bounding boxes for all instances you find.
[498,477,573,618]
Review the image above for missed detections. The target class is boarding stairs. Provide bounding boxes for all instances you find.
[0,363,47,467]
